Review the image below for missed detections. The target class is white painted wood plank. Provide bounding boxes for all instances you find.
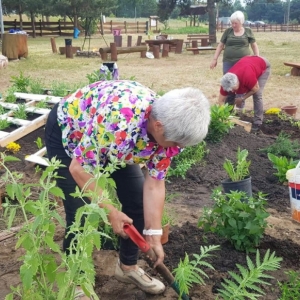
[0,131,9,138]
[14,92,62,103]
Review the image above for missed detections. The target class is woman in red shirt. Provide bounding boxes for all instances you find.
[218,56,271,132]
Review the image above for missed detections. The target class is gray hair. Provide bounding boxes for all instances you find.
[151,87,211,147]
[230,11,245,24]
[221,73,239,92]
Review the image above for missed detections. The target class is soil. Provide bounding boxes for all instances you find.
[1,112,300,300]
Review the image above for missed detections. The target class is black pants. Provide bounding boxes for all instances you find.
[45,103,144,265]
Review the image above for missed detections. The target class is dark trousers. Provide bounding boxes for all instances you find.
[45,103,144,265]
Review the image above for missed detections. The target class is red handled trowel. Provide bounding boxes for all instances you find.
[123,223,191,300]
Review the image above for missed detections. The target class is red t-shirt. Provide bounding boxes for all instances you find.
[220,56,267,96]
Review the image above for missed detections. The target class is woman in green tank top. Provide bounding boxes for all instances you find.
[210,11,259,74]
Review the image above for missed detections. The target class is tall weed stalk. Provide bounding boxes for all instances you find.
[2,140,122,299]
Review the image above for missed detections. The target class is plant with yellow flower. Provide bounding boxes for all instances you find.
[6,142,21,153]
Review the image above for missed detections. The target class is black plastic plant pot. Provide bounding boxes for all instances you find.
[221,176,252,199]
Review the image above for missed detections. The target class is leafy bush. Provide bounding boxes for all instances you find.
[260,132,300,159]
[223,148,251,181]
[167,141,207,178]
[10,71,30,93]
[267,153,299,183]
[218,250,282,299]
[205,104,234,142]
[278,270,300,299]
[198,188,269,252]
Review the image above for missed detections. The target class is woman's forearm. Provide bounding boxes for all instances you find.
[143,173,165,230]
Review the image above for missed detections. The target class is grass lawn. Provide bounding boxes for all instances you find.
[0,22,300,118]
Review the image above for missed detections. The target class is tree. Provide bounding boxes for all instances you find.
[157,0,177,23]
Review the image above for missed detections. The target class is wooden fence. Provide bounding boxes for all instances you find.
[3,19,75,37]
[102,20,148,35]
[3,19,300,37]
[218,23,300,32]
[3,20,148,37]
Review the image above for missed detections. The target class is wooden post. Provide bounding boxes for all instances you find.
[191,41,199,54]
[50,37,57,53]
[114,35,122,47]
[39,19,42,36]
[136,35,142,46]
[175,39,183,54]
[162,43,169,57]
[201,38,208,47]
[153,45,160,59]
[65,45,73,58]
[127,35,132,47]
[110,43,118,61]
[58,20,62,36]
[140,42,146,58]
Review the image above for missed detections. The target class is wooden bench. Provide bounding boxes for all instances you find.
[284,62,300,76]
[99,44,147,61]
[186,47,216,55]
[184,34,215,48]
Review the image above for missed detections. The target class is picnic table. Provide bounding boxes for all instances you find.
[145,39,184,54]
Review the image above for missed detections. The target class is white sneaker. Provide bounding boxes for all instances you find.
[114,261,165,295]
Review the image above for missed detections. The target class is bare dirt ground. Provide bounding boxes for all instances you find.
[1,112,300,300]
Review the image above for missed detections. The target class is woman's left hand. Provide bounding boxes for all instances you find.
[145,235,165,268]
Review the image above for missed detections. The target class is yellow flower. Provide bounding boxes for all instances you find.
[265,108,281,115]
[6,142,21,153]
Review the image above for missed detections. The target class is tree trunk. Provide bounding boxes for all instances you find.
[18,5,23,29]
[207,0,217,43]
[30,12,36,38]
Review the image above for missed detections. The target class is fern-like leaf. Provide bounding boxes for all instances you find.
[218,249,282,300]
[173,245,220,298]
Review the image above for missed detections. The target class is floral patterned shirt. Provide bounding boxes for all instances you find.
[57,80,181,180]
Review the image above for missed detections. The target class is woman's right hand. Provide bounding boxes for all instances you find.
[210,59,217,69]
[108,208,133,239]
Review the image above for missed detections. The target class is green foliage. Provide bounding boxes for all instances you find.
[35,99,50,109]
[2,133,123,299]
[205,104,234,143]
[34,137,44,149]
[0,118,11,130]
[267,153,299,183]
[260,132,300,159]
[10,72,31,93]
[50,81,73,97]
[13,104,28,120]
[198,188,269,252]
[167,141,207,179]
[162,26,208,34]
[278,270,300,300]
[5,87,17,103]
[86,69,110,84]
[0,105,7,115]
[223,148,251,182]
[217,249,282,300]
[28,78,44,95]
[173,245,220,299]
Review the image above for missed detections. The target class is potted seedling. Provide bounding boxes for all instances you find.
[222,147,252,198]
[161,206,175,245]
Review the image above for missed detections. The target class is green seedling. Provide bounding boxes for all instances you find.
[13,104,28,120]
[173,245,220,299]
[34,137,43,149]
[223,147,251,182]
[217,249,282,299]
[0,118,11,130]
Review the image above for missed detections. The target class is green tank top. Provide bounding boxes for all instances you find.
[221,27,256,63]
